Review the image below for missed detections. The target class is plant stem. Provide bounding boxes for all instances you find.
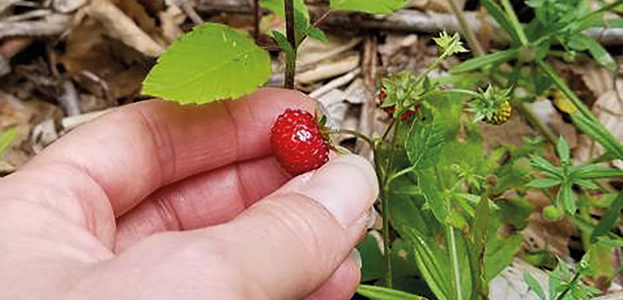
[312,10,333,29]
[500,0,529,45]
[434,165,463,300]
[253,0,261,41]
[583,0,623,20]
[448,226,464,300]
[328,128,374,148]
[537,60,596,122]
[284,0,296,89]
[380,119,396,142]
[445,0,484,56]
[555,270,582,300]
[378,124,400,288]
[373,144,393,288]
[381,181,393,288]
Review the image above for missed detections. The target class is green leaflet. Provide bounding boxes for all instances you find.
[572,33,616,71]
[524,273,547,300]
[330,0,409,14]
[357,284,426,300]
[451,48,520,73]
[357,233,385,282]
[405,120,445,170]
[0,127,17,156]
[399,225,452,300]
[142,23,271,104]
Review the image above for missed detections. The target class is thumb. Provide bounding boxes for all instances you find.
[200,154,378,299]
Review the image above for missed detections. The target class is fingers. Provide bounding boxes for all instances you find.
[23,88,312,217]
[191,154,377,299]
[304,251,362,300]
[115,156,289,252]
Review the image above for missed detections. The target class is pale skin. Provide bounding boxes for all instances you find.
[0,88,378,300]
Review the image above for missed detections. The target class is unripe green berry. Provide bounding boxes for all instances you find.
[542,205,564,221]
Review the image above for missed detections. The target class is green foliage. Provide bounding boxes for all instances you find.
[330,0,410,14]
[0,127,17,156]
[590,193,623,243]
[524,258,601,300]
[452,49,519,73]
[400,225,453,300]
[527,137,622,214]
[405,119,445,170]
[357,284,426,300]
[142,23,271,104]
[358,233,385,282]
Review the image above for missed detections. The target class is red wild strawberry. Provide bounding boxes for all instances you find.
[270,109,330,176]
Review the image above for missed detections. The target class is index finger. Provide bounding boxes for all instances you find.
[25,88,313,216]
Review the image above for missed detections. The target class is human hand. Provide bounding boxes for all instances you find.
[0,88,378,299]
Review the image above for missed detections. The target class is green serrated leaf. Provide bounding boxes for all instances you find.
[558,184,576,214]
[524,273,547,300]
[272,30,295,58]
[142,23,271,104]
[530,156,562,178]
[330,0,409,14]
[419,170,450,224]
[451,48,520,73]
[556,137,570,164]
[0,127,17,156]
[406,120,445,169]
[356,284,426,300]
[485,232,523,281]
[576,34,616,71]
[307,27,328,42]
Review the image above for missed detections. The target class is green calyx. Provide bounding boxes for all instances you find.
[470,85,512,124]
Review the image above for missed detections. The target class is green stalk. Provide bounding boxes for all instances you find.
[448,227,464,300]
[581,169,623,179]
[555,271,582,300]
[500,0,529,45]
[434,166,463,300]
[538,60,623,160]
[381,181,393,288]
[373,145,393,288]
[284,0,296,89]
[537,60,596,121]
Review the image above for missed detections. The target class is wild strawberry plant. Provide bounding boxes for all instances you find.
[141,0,623,299]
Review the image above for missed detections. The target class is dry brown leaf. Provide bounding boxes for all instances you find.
[60,18,148,100]
[83,0,165,57]
[523,191,576,258]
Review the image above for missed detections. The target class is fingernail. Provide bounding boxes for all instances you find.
[350,248,362,269]
[298,154,378,228]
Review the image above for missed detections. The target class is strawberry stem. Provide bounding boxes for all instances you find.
[328,129,374,148]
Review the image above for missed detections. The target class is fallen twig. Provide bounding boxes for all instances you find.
[191,2,623,45]
[0,13,70,39]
